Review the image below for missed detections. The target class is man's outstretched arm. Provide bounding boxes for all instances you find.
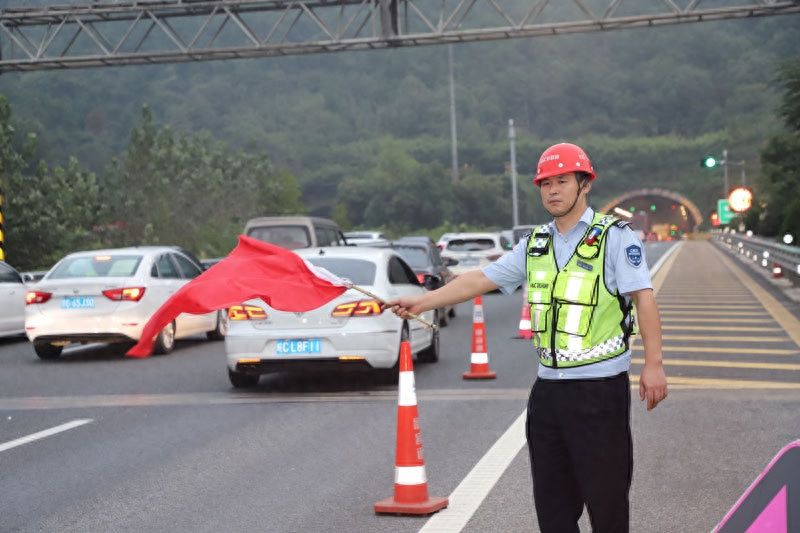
[384,270,499,318]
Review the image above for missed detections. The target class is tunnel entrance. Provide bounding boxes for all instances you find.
[599,188,703,241]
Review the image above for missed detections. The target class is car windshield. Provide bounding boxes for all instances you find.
[304,258,376,285]
[248,225,311,250]
[49,255,142,279]
[392,247,429,269]
[446,239,496,252]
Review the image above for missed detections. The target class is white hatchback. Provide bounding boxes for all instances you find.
[25,247,226,359]
[224,247,438,388]
[440,232,510,276]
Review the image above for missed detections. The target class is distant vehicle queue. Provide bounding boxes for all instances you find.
[5,215,518,388]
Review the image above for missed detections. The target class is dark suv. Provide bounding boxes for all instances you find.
[392,238,458,326]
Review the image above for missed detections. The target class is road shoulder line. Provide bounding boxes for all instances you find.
[712,245,800,348]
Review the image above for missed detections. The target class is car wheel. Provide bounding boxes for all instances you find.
[228,368,259,388]
[153,321,176,355]
[33,341,63,360]
[381,323,410,383]
[417,327,440,363]
[206,310,228,341]
[437,308,449,327]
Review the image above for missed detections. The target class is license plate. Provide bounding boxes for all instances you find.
[275,339,322,355]
[61,296,95,309]
[459,257,480,266]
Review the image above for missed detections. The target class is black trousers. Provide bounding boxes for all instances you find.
[526,372,633,533]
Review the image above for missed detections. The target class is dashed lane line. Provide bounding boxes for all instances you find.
[660,325,784,332]
[632,346,800,356]
[659,305,763,310]
[659,298,754,302]
[660,311,769,317]
[660,317,774,323]
[0,419,93,453]
[632,375,800,390]
[661,335,791,343]
[631,357,800,371]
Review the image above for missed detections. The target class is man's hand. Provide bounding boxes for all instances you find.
[383,296,427,319]
[639,361,667,411]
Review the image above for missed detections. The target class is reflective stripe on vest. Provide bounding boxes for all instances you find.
[525,212,632,368]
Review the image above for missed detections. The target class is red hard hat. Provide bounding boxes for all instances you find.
[534,143,596,185]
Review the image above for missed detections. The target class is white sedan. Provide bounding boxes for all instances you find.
[0,261,26,338]
[224,247,438,388]
[25,247,227,359]
[440,232,511,276]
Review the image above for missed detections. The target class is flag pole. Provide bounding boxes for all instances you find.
[347,284,438,330]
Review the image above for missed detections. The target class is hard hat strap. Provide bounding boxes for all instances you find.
[558,175,589,219]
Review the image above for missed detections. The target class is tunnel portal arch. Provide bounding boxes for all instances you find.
[600,188,704,231]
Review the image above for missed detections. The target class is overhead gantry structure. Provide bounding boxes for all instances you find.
[0,0,798,72]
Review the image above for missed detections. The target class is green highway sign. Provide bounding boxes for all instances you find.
[717,199,735,225]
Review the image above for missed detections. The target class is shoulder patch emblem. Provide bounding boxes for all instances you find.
[625,244,643,268]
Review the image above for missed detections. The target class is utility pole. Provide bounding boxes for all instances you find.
[0,188,5,262]
[448,44,459,184]
[508,119,519,227]
[723,148,729,197]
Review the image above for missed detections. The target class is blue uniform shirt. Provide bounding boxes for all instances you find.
[482,207,652,380]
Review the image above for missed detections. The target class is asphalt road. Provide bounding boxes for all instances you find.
[2,241,798,533]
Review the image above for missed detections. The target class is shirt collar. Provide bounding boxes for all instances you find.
[548,207,594,236]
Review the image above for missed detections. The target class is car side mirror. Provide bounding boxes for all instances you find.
[444,257,459,267]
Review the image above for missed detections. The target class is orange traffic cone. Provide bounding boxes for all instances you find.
[772,262,783,278]
[374,341,448,516]
[517,298,532,340]
[463,296,497,380]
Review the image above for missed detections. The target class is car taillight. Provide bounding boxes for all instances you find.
[416,273,426,284]
[102,287,146,302]
[488,254,502,261]
[228,304,267,321]
[25,291,52,305]
[332,300,383,317]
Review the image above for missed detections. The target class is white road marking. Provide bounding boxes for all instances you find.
[0,419,93,453]
[418,412,526,532]
[418,243,679,532]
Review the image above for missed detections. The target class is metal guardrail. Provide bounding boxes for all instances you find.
[712,230,800,278]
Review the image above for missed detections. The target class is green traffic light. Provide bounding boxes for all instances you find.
[703,156,717,168]
[650,204,656,212]
[629,206,635,212]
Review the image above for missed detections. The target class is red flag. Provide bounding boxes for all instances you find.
[126,235,348,358]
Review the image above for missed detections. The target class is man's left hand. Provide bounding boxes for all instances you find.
[639,362,668,411]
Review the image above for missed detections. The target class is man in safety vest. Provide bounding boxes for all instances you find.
[385,142,667,532]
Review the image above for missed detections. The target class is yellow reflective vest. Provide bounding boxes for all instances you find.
[525,212,634,368]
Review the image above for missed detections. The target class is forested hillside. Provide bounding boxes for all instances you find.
[0,5,798,267]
